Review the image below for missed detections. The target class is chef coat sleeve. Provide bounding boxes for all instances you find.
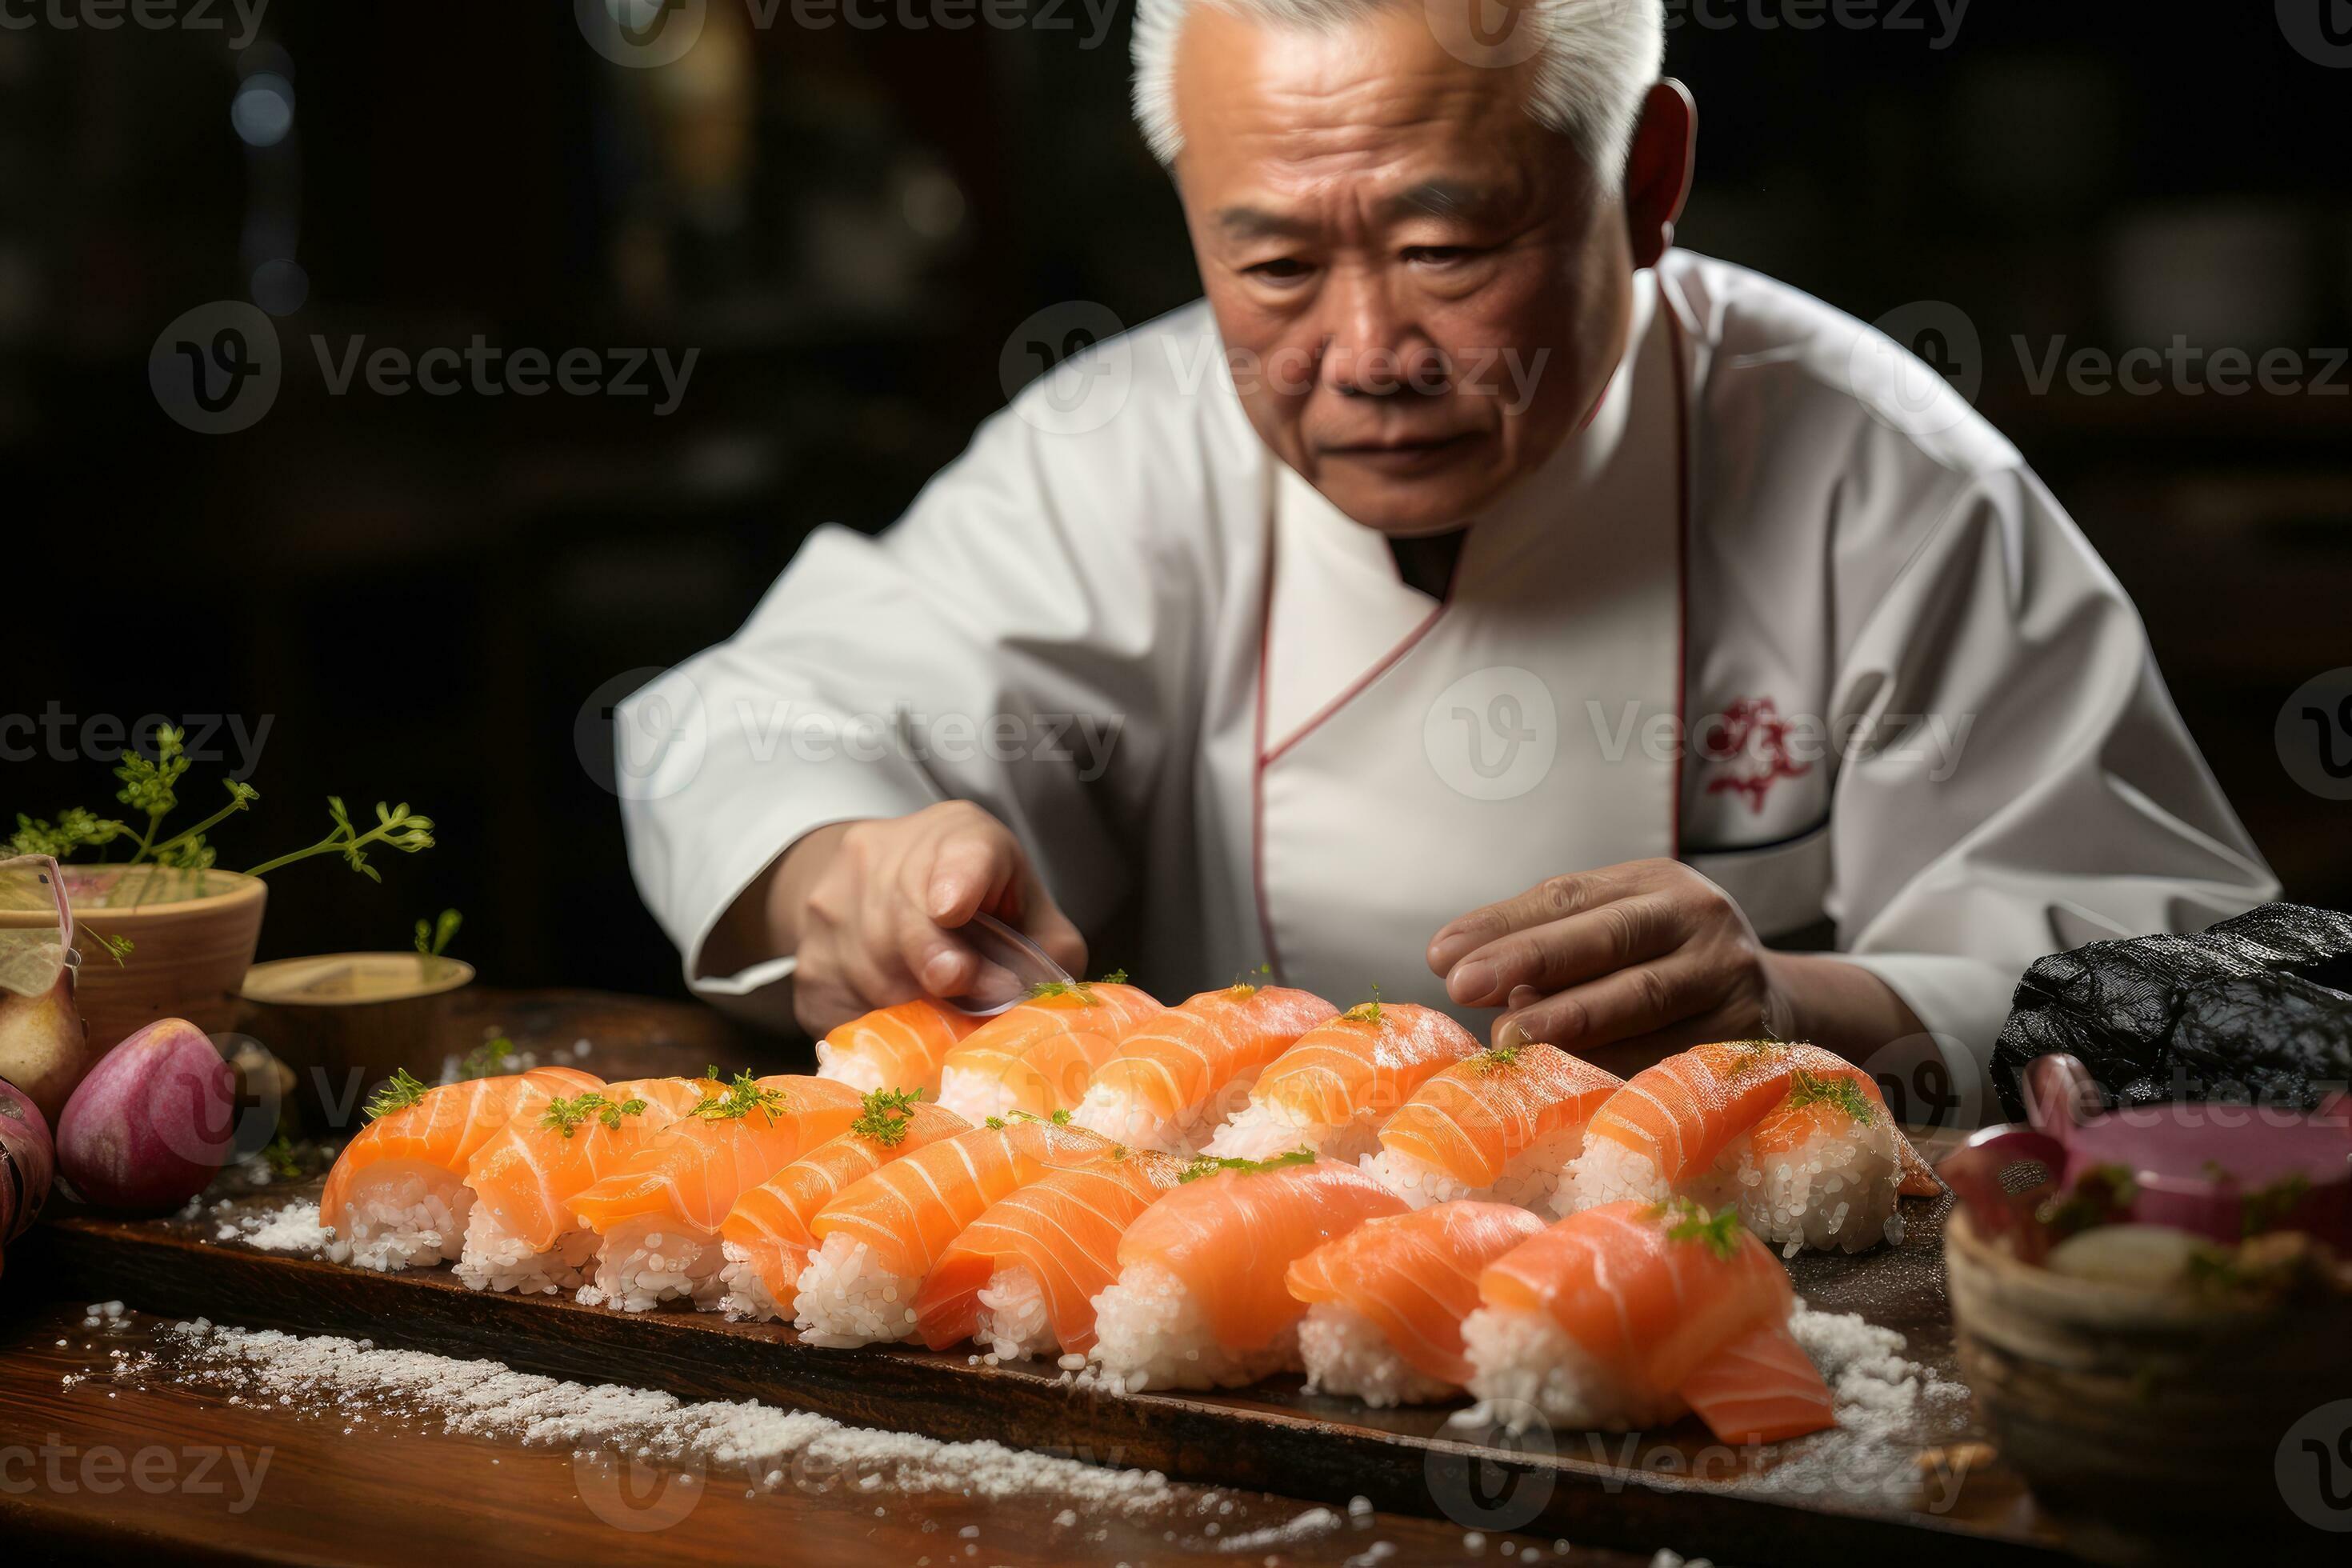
[616,384,1190,1028]
[1822,463,2279,1078]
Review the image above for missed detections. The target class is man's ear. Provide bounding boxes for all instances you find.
[1624,79,1697,270]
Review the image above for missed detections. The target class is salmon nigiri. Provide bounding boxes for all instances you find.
[934,977,1162,1126]
[912,1144,1185,1358]
[714,1090,970,1322]
[814,1000,983,1096]
[1087,1153,1408,1391]
[570,1074,863,1311]
[1462,1197,1837,1446]
[1567,1040,1938,1254]
[455,1075,716,1294]
[321,1066,602,1272]
[1201,998,1482,1164]
[1071,981,1338,1155]
[1362,1040,1622,1216]
[1286,1200,1546,1406]
[794,1117,1114,1346]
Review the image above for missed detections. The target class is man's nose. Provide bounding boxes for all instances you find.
[1315,270,1449,398]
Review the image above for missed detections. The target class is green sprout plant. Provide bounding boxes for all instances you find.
[7,723,436,911]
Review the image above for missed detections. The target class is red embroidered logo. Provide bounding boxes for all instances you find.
[1699,696,1810,814]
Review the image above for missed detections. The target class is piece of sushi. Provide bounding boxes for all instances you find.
[1568,1040,1941,1229]
[1361,1040,1622,1216]
[911,1144,1185,1358]
[570,1074,862,1311]
[1070,982,1337,1155]
[1087,1152,1407,1392]
[794,1117,1114,1346]
[1286,1200,1546,1406]
[1201,999,1482,1164]
[455,1075,716,1294]
[814,1000,982,1097]
[934,977,1161,1126]
[1462,1197,1836,1444]
[715,1091,970,1322]
[1728,1066,1914,1255]
[320,1066,602,1273]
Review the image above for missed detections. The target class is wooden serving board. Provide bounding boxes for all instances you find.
[27,1182,2090,1568]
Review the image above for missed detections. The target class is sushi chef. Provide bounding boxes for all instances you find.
[618,0,2275,1086]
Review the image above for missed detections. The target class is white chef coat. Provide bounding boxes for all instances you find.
[616,251,2278,1094]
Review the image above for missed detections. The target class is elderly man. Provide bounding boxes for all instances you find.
[619,0,2274,1089]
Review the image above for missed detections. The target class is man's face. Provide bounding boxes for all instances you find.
[1172,6,1634,535]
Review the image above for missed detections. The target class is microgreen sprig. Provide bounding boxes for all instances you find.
[365,1067,431,1120]
[1178,1146,1315,1184]
[851,1087,924,1146]
[1642,1195,1743,1259]
[1342,985,1385,1025]
[1782,1068,1876,1124]
[540,1091,648,1139]
[691,1070,791,1122]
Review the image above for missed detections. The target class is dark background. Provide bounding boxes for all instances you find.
[6,2,2348,1020]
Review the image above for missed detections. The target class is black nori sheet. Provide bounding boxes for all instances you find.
[1991,902,2352,1118]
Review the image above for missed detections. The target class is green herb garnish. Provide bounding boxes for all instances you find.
[1642,1195,1742,1259]
[985,1116,1008,1130]
[364,1067,430,1120]
[261,1135,302,1179]
[1178,1146,1316,1183]
[414,907,462,958]
[1026,967,1132,1006]
[1008,1107,1074,1126]
[852,1087,923,1146]
[540,1091,649,1139]
[1473,1042,1523,1075]
[691,1070,791,1122]
[1783,1069,1876,1124]
[459,1035,517,1080]
[90,931,134,966]
[1228,962,1274,995]
[1342,986,1385,1025]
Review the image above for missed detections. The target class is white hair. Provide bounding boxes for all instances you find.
[1131,0,1665,186]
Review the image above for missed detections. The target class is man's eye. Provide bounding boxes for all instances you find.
[1404,246,1477,266]
[1245,258,1314,282]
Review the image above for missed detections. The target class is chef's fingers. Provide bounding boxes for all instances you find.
[1497,951,1715,1054]
[921,811,1023,927]
[1426,862,1651,974]
[1442,895,1682,1008]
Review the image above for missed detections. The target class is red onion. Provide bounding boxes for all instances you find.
[0,1076,57,1278]
[57,1018,234,1212]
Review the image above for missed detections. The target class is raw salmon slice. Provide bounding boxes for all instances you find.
[912,1144,1185,1354]
[1286,1199,1546,1392]
[935,980,1162,1125]
[322,1066,602,1236]
[463,1075,714,1252]
[815,1000,982,1096]
[1072,982,1337,1154]
[1203,1001,1482,1163]
[570,1074,864,1233]
[1365,1042,1622,1214]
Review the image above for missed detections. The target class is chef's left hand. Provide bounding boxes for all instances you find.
[1428,859,1795,1067]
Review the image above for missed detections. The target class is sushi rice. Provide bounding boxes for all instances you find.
[792,1233,922,1347]
[1459,1306,1685,1434]
[973,1265,1056,1361]
[1361,1122,1586,1217]
[1087,1261,1302,1393]
[716,1240,790,1322]
[1202,1098,1382,1165]
[1070,1073,1258,1157]
[454,1206,598,1295]
[1730,1118,1905,1255]
[1298,1302,1458,1408]
[582,1216,728,1312]
[327,1163,471,1273]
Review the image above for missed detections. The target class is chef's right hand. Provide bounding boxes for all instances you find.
[758,802,1087,1038]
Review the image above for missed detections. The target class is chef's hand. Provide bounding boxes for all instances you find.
[710,801,1087,1038]
[1426,859,1919,1073]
